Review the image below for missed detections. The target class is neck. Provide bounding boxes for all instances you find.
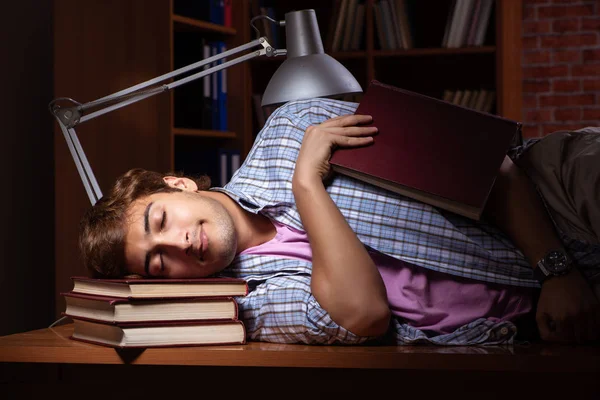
[202,190,275,252]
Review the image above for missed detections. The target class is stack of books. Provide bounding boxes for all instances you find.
[61,276,248,349]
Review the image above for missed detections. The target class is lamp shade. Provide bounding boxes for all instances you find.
[261,9,363,107]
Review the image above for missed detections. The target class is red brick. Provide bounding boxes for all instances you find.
[524,20,552,34]
[524,5,537,20]
[527,109,554,122]
[538,4,594,18]
[522,124,541,139]
[523,65,569,79]
[542,124,588,135]
[553,49,581,63]
[583,78,600,91]
[572,64,600,77]
[583,49,600,62]
[524,81,552,92]
[552,19,580,33]
[554,108,582,121]
[583,108,600,120]
[540,34,597,48]
[525,0,551,4]
[523,36,539,49]
[581,17,600,30]
[540,94,596,107]
[524,50,552,64]
[523,95,539,109]
[553,79,582,92]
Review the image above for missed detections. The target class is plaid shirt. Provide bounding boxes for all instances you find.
[213,98,598,346]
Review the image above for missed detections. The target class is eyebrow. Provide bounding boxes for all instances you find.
[143,201,154,277]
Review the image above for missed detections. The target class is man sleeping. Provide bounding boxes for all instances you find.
[79,98,600,345]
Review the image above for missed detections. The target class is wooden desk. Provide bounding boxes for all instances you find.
[1,324,599,398]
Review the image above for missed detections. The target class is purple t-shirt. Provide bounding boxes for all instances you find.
[240,220,534,334]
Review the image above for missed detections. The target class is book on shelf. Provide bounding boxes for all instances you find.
[329,80,521,221]
[62,292,239,324]
[70,276,248,299]
[174,146,236,187]
[70,317,246,348]
[443,0,494,48]
[372,0,413,50]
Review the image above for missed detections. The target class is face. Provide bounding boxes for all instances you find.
[124,191,238,278]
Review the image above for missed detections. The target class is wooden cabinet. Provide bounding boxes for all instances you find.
[249,0,522,131]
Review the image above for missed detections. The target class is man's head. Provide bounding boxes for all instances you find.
[79,168,238,279]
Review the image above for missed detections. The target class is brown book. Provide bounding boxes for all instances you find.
[70,317,246,348]
[329,80,521,220]
[70,276,248,299]
[61,292,239,324]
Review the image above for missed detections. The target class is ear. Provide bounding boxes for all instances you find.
[163,176,198,192]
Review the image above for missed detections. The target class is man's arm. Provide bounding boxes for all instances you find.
[293,115,390,337]
[483,155,599,343]
[483,155,563,266]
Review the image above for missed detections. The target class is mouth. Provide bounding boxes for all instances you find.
[197,224,208,262]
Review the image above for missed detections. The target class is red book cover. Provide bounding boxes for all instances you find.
[71,276,247,286]
[70,276,249,298]
[61,291,239,323]
[329,80,521,220]
[69,317,247,348]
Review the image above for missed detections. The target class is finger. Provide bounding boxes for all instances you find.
[590,307,600,342]
[574,314,587,344]
[324,126,378,137]
[333,136,374,149]
[553,318,574,343]
[537,312,554,342]
[320,114,373,128]
[584,309,598,343]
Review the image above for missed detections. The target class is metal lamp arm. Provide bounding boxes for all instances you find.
[49,36,283,206]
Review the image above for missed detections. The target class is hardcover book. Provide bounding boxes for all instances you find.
[329,80,521,220]
[70,318,246,348]
[70,276,248,299]
[62,292,239,324]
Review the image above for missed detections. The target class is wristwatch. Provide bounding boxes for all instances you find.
[533,249,573,283]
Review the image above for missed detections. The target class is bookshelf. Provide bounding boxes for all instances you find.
[249,0,523,134]
[53,0,253,316]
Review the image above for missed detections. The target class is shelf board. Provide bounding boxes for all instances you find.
[172,14,237,35]
[173,127,237,139]
[330,51,368,59]
[251,47,494,62]
[251,51,368,62]
[374,46,496,57]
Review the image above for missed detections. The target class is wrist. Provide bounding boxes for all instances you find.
[292,173,323,194]
[533,248,574,284]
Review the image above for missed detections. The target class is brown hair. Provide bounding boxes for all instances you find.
[78,168,211,278]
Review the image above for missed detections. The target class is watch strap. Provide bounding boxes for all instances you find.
[533,261,550,283]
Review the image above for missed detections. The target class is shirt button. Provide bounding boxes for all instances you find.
[500,327,509,335]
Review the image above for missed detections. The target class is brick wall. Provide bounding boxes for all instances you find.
[522,0,600,138]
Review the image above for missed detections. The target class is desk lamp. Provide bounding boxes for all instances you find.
[49,9,362,206]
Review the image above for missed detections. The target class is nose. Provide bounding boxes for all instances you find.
[154,228,190,252]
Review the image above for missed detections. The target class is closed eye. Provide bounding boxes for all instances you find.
[160,211,167,230]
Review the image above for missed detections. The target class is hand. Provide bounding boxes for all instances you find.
[293,114,377,186]
[536,268,600,343]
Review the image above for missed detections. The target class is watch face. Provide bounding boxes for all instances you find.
[544,250,570,274]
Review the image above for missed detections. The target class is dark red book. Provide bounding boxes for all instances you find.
[224,0,232,27]
[70,276,248,299]
[329,80,521,220]
[69,317,246,348]
[61,292,239,324]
